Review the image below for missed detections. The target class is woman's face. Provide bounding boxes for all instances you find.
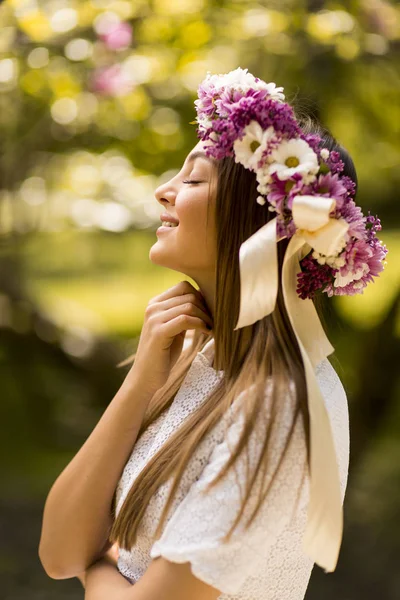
[150,140,218,280]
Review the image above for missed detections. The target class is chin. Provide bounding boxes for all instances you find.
[149,246,166,267]
[149,246,176,271]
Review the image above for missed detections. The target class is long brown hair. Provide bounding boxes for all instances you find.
[109,116,357,550]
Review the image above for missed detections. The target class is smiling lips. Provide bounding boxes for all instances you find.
[160,213,179,225]
[157,222,178,234]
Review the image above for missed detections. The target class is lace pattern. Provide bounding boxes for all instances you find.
[114,338,350,599]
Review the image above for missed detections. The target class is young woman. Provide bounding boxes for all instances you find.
[39,68,387,600]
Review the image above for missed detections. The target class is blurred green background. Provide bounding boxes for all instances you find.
[0,0,399,598]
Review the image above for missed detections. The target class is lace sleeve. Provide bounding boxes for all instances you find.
[149,385,309,596]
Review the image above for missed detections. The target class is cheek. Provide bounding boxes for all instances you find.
[177,195,210,235]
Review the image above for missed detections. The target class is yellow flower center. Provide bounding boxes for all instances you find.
[285,156,300,168]
[250,140,261,152]
[284,181,294,193]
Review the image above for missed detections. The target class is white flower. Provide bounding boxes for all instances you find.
[262,81,285,102]
[312,237,348,266]
[233,121,276,171]
[255,167,273,196]
[256,168,272,184]
[335,256,346,267]
[199,68,285,102]
[221,67,258,89]
[313,251,338,266]
[334,264,369,288]
[268,138,319,181]
[324,254,346,268]
[196,115,213,135]
[320,148,330,160]
[302,172,318,185]
[194,97,208,111]
[197,114,212,127]
[200,68,256,93]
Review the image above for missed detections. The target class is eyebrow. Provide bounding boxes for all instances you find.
[186,151,216,165]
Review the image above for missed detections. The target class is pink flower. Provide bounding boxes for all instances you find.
[266,171,303,213]
[304,172,348,207]
[99,22,132,51]
[325,237,388,296]
[339,198,367,240]
[90,64,133,97]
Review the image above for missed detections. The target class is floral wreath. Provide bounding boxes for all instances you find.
[192,67,388,301]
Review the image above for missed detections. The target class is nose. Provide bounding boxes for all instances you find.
[155,182,176,208]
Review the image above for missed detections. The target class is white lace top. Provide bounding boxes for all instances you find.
[114,337,350,599]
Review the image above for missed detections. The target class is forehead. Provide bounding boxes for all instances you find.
[185,141,217,168]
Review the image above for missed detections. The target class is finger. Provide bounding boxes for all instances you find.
[158,293,211,320]
[161,302,214,328]
[154,281,205,305]
[161,314,212,338]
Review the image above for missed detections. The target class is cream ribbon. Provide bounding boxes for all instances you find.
[234,195,349,573]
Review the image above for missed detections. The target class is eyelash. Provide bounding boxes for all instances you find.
[182,180,202,184]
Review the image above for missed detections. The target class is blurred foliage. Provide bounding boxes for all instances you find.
[0,0,400,222]
[0,0,399,598]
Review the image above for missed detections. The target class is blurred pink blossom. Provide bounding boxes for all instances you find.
[99,22,132,51]
[90,64,133,97]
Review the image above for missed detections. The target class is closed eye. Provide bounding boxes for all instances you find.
[182,180,202,184]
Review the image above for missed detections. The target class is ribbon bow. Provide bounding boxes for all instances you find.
[234,195,349,573]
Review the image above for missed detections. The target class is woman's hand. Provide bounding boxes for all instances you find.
[126,281,213,394]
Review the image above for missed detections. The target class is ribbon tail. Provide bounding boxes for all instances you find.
[283,234,343,572]
[234,217,278,330]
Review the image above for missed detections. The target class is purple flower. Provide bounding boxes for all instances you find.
[216,86,270,118]
[276,212,297,240]
[198,118,237,160]
[339,199,367,240]
[341,238,372,274]
[300,133,323,154]
[228,95,261,133]
[326,150,345,175]
[325,235,388,296]
[267,171,303,213]
[195,94,302,163]
[303,172,348,208]
[194,88,218,121]
[365,212,383,236]
[257,98,301,138]
[340,175,357,199]
[297,254,336,299]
